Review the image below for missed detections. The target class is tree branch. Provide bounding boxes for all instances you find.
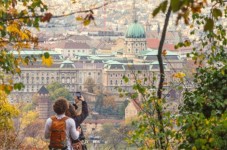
[0,2,110,22]
[156,6,172,149]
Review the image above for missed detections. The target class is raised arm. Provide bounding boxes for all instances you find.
[73,96,89,126]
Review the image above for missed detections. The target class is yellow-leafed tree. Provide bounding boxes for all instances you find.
[0,90,19,149]
[0,90,19,130]
[0,0,53,94]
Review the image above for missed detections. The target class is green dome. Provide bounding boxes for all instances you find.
[125,21,146,38]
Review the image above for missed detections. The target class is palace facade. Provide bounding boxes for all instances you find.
[9,19,184,103]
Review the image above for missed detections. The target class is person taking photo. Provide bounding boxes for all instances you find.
[66,93,89,150]
[44,97,81,150]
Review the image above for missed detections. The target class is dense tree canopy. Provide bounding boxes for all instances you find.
[0,0,53,94]
[123,0,227,149]
[47,82,74,101]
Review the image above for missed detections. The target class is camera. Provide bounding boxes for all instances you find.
[76,92,81,99]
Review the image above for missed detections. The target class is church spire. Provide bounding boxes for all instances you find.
[132,0,137,22]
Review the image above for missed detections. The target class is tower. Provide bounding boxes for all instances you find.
[124,0,147,57]
[37,86,51,119]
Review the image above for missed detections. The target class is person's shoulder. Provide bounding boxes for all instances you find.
[66,117,73,121]
[66,117,75,123]
[45,117,52,125]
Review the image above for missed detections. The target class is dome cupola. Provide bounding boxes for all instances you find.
[125,21,146,38]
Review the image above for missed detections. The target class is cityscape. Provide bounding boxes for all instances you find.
[0,0,226,150]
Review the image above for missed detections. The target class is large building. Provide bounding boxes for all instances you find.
[9,5,184,102]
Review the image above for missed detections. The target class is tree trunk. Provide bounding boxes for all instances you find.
[156,6,172,149]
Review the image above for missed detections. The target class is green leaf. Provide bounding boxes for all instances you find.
[204,18,214,32]
[152,1,168,17]
[123,75,129,83]
[152,6,161,17]
[213,8,222,19]
[161,1,168,13]
[44,52,50,58]
[14,82,24,90]
[170,0,181,12]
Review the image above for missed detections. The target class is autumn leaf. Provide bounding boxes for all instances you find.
[15,68,21,73]
[20,32,29,40]
[162,49,167,56]
[41,13,53,22]
[42,55,53,67]
[204,18,214,32]
[173,72,186,79]
[136,79,142,84]
[83,19,91,26]
[76,16,83,21]
[6,23,20,34]
[0,26,3,30]
[8,79,13,84]
[0,89,19,129]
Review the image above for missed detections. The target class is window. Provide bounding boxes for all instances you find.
[110,80,112,85]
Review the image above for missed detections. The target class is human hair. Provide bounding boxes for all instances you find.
[53,97,68,115]
[65,103,77,118]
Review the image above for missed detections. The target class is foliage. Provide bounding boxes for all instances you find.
[118,100,129,119]
[47,82,74,101]
[94,93,120,117]
[84,77,96,93]
[0,83,43,149]
[0,0,53,94]
[122,79,177,149]
[98,124,131,150]
[103,95,116,109]
[178,55,227,149]
[0,90,19,131]
[123,0,227,149]
[16,110,48,149]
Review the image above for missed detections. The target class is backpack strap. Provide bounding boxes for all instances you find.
[51,116,69,121]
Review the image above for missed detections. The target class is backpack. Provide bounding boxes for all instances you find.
[49,116,69,149]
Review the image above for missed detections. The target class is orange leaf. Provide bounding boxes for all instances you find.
[162,49,167,56]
